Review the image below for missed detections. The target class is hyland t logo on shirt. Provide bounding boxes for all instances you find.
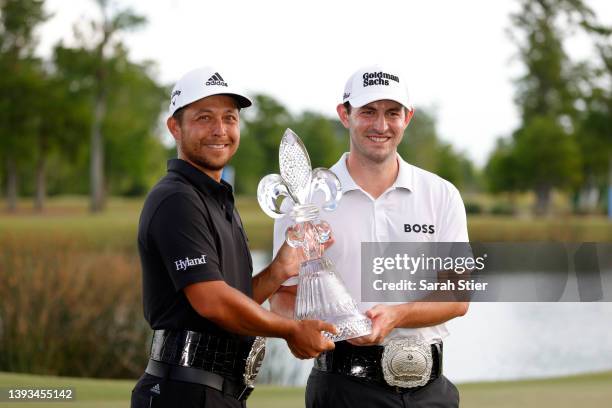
[174,254,207,271]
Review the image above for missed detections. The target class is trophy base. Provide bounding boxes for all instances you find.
[324,314,372,342]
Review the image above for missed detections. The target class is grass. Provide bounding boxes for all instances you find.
[467,215,612,242]
[457,371,612,407]
[2,196,611,250]
[1,195,612,383]
[1,370,611,408]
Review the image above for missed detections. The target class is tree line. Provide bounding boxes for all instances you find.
[0,0,167,212]
[1,0,610,215]
[486,0,612,214]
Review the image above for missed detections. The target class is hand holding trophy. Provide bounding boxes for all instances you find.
[257,129,372,341]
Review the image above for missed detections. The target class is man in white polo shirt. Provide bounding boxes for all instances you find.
[270,65,469,407]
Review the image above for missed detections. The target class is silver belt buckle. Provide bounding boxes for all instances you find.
[244,336,266,387]
[381,336,433,388]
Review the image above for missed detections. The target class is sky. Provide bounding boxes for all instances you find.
[36,0,611,166]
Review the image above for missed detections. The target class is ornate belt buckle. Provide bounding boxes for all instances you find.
[244,336,266,388]
[381,336,433,388]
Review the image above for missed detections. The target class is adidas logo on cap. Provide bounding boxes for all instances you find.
[168,67,252,117]
[206,72,228,87]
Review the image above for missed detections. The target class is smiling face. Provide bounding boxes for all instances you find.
[337,99,413,165]
[167,95,240,181]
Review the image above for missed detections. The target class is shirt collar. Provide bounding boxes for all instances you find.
[330,152,360,192]
[330,152,414,193]
[167,158,234,201]
[393,154,414,191]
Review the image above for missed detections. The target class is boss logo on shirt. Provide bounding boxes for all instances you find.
[174,255,207,271]
[404,223,435,234]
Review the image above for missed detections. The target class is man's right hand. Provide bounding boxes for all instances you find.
[285,320,336,359]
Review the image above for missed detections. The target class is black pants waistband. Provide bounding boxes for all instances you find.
[145,359,254,401]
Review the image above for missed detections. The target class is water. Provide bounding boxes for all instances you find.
[251,250,612,385]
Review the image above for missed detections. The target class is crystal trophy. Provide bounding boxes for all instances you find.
[257,129,372,342]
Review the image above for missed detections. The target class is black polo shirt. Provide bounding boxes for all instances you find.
[137,159,253,337]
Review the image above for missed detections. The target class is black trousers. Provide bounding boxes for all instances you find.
[130,373,245,408]
[305,369,460,408]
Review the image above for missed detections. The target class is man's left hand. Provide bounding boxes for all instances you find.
[270,236,336,285]
[270,242,301,284]
[347,304,399,346]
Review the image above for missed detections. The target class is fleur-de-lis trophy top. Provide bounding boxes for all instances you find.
[257,129,341,260]
[257,129,372,342]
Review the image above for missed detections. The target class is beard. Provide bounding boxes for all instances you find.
[187,152,226,172]
[180,138,235,174]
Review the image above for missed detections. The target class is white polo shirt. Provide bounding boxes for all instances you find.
[273,152,469,344]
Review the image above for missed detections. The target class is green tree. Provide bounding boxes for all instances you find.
[0,0,47,211]
[30,68,76,210]
[572,23,612,211]
[291,111,345,169]
[102,51,168,196]
[487,0,608,214]
[77,0,147,211]
[399,107,473,189]
[515,116,581,213]
[510,0,576,122]
[233,100,347,195]
[233,94,292,194]
[399,108,439,171]
[485,138,522,195]
[51,43,167,197]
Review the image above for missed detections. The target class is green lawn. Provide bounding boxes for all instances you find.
[1,196,612,408]
[1,371,611,408]
[1,196,611,250]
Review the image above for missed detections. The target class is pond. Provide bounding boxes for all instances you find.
[251,251,612,385]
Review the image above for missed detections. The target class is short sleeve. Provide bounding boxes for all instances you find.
[149,193,224,291]
[438,185,469,242]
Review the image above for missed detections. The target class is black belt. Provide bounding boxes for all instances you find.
[146,330,256,401]
[149,329,252,379]
[145,359,254,401]
[314,341,442,392]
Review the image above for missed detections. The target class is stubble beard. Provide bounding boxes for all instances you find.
[190,155,226,172]
[181,140,231,173]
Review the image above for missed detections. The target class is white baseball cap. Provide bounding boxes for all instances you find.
[342,65,412,110]
[168,67,252,117]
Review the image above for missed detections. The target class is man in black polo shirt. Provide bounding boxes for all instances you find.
[130,67,336,408]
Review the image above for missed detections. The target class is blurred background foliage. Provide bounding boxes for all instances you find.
[1,0,612,380]
[2,0,609,216]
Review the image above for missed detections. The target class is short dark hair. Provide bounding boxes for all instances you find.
[172,106,186,125]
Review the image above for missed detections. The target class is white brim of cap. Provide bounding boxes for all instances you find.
[168,90,252,118]
[347,91,411,110]
[224,92,252,108]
